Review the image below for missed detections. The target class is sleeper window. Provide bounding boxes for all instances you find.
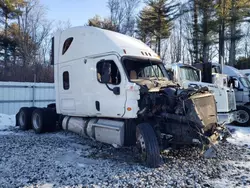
[62,37,73,55]
[63,71,70,90]
[96,60,121,85]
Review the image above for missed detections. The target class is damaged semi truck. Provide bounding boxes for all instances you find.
[194,63,250,126]
[16,26,228,167]
[166,63,236,125]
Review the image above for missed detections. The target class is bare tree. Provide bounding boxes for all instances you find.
[244,24,250,58]
[54,20,72,33]
[39,20,72,65]
[107,0,140,36]
[16,0,52,67]
[161,39,169,62]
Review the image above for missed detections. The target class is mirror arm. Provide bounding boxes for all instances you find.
[105,84,120,95]
[105,83,113,91]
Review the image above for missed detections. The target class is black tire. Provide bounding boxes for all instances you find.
[32,108,57,134]
[32,108,46,134]
[136,123,162,168]
[234,106,250,127]
[17,107,36,130]
[15,112,19,126]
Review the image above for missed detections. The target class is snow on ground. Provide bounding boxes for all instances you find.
[0,113,15,131]
[226,125,250,148]
[0,114,249,187]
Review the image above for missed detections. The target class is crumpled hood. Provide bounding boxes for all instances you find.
[131,77,177,92]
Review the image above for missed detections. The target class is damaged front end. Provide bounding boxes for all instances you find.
[135,79,230,157]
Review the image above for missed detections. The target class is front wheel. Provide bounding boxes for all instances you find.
[136,123,162,168]
[234,106,250,127]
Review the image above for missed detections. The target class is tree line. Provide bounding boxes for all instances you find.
[0,0,71,82]
[88,0,250,68]
[1,0,250,83]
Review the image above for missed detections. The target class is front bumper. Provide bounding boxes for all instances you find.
[217,111,236,124]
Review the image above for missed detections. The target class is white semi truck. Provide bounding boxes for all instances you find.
[166,63,236,125]
[15,26,228,167]
[239,69,250,82]
[211,64,250,126]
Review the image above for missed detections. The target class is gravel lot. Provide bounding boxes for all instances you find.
[0,125,249,188]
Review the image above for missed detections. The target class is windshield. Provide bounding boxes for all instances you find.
[239,77,250,88]
[247,75,250,83]
[245,74,250,83]
[123,57,168,80]
[180,67,200,81]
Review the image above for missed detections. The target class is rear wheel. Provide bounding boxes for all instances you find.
[17,107,36,130]
[32,108,57,134]
[234,106,250,127]
[136,123,162,168]
[32,109,46,134]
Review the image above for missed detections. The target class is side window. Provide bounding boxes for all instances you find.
[50,37,54,65]
[96,60,121,85]
[63,71,70,90]
[62,37,73,55]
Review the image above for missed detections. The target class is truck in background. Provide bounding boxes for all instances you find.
[165,63,236,125]
[16,26,229,168]
[239,69,250,83]
[195,63,250,126]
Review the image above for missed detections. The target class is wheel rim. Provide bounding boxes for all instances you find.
[235,110,249,124]
[136,129,146,161]
[19,111,25,127]
[32,113,41,130]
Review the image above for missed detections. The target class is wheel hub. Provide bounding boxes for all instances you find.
[235,110,249,124]
[137,134,146,153]
[136,129,147,161]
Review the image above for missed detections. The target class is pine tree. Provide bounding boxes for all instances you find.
[193,0,199,63]
[136,6,156,48]
[0,0,26,67]
[228,0,250,66]
[88,15,117,31]
[137,0,178,56]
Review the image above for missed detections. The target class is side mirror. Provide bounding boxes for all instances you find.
[167,70,174,80]
[199,70,202,82]
[113,87,120,95]
[101,62,111,83]
[234,80,239,88]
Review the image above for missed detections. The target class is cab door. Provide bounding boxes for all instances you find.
[58,65,76,113]
[231,77,243,103]
[92,55,127,118]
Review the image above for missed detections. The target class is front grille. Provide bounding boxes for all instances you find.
[191,94,217,127]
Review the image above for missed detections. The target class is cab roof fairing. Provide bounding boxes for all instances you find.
[56,26,161,62]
